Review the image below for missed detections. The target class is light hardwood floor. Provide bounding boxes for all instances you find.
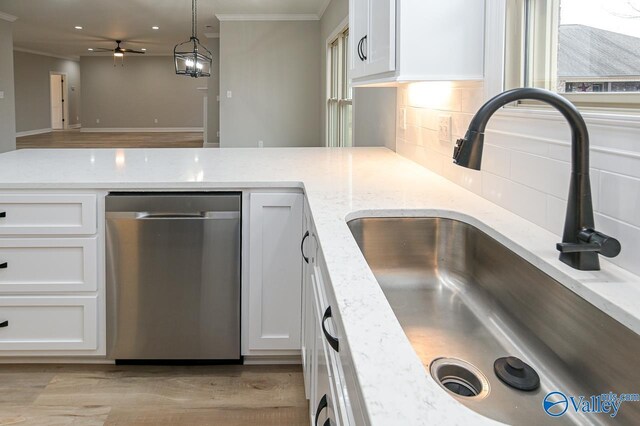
[16,131,205,149]
[0,364,308,425]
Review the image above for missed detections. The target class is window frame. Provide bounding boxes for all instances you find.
[326,19,353,148]
[503,0,640,113]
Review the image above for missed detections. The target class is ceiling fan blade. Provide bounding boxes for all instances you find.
[120,49,146,54]
[91,48,115,52]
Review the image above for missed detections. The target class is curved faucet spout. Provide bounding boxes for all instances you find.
[453,88,620,271]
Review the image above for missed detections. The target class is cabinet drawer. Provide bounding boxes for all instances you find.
[0,194,97,235]
[0,296,98,351]
[0,238,98,293]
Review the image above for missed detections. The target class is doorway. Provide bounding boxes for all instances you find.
[49,73,67,130]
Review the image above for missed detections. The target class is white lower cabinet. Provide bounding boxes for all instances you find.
[0,238,98,293]
[0,296,98,351]
[246,192,304,352]
[303,211,365,426]
[0,192,102,356]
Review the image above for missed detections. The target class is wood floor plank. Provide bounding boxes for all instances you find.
[0,365,307,426]
[16,131,205,149]
[104,406,307,426]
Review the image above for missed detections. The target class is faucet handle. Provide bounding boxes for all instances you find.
[578,228,621,258]
[556,228,621,258]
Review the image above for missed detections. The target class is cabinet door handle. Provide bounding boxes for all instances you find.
[322,306,340,352]
[315,394,330,426]
[301,231,310,264]
[357,37,364,61]
[0,320,7,328]
[361,35,368,60]
[0,262,7,269]
[0,211,5,218]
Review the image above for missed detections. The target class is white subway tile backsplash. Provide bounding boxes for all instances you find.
[595,213,640,276]
[451,113,473,139]
[591,149,640,179]
[485,130,550,157]
[483,144,511,178]
[482,172,547,228]
[460,87,485,114]
[395,82,639,276]
[510,151,571,200]
[545,195,567,236]
[599,172,640,228]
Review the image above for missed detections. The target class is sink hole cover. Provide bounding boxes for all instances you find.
[493,356,540,391]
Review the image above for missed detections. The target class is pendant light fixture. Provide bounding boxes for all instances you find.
[174,0,212,78]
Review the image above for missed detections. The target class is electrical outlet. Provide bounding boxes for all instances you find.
[258,140,264,148]
[0,91,4,99]
[96,118,100,124]
[399,108,407,130]
[226,91,232,98]
[438,115,451,143]
[216,131,220,137]
[216,95,220,102]
[154,118,158,124]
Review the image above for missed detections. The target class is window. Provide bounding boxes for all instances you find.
[327,27,353,147]
[505,0,640,110]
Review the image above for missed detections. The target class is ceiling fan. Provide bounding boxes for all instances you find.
[91,40,145,65]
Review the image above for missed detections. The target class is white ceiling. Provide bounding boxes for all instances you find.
[0,0,329,58]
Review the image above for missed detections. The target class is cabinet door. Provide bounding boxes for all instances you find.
[366,0,396,76]
[248,193,303,351]
[349,0,369,79]
[312,279,339,426]
[0,296,98,351]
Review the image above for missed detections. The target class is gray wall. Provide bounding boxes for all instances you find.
[320,0,396,149]
[13,51,81,133]
[0,19,16,153]
[206,38,220,145]
[219,20,321,147]
[80,56,205,129]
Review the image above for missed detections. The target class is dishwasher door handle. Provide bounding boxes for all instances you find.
[107,211,240,220]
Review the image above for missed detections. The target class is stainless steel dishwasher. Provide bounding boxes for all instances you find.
[106,192,241,362]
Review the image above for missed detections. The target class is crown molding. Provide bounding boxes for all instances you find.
[204,32,219,39]
[216,13,320,22]
[14,47,79,62]
[0,11,18,22]
[317,0,332,18]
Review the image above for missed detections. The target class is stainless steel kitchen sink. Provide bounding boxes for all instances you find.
[348,217,640,425]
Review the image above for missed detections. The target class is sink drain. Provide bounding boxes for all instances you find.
[430,358,490,399]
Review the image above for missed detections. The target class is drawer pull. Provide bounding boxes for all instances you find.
[0,320,8,328]
[322,306,340,352]
[315,394,331,426]
[0,211,5,218]
[0,262,7,269]
[301,231,310,264]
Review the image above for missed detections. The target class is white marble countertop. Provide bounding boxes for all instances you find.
[1,147,639,425]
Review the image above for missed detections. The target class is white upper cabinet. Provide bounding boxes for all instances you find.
[350,0,485,85]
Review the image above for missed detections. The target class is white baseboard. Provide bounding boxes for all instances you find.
[16,128,52,137]
[81,127,204,133]
[243,355,302,365]
[68,123,81,129]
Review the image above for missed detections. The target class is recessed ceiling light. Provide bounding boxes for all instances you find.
[75,26,83,30]
[88,48,93,51]
[152,26,159,30]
